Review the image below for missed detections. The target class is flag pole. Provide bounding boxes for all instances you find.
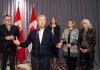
[15,0,26,66]
[18,1,20,6]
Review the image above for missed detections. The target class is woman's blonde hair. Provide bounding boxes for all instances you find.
[67,19,76,28]
[81,19,92,29]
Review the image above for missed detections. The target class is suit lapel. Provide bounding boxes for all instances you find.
[10,25,14,34]
[4,24,9,32]
[41,29,46,45]
[4,24,14,35]
[36,30,40,45]
[4,24,13,32]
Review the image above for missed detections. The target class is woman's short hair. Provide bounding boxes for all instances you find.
[67,19,76,28]
[81,19,92,29]
[37,15,46,21]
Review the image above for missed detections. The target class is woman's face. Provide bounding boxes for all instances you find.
[82,21,88,29]
[67,21,73,28]
[51,17,56,24]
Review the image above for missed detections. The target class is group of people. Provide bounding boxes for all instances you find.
[0,15,96,70]
[57,19,96,70]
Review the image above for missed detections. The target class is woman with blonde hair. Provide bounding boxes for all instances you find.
[57,19,79,70]
[78,19,96,70]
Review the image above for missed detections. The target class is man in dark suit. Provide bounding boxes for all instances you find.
[13,15,58,70]
[0,15,20,70]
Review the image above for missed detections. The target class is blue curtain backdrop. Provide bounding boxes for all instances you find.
[0,0,100,70]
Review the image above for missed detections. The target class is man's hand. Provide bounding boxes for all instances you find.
[5,35,14,40]
[13,37,20,45]
[56,43,62,48]
[5,36,11,40]
[10,35,14,40]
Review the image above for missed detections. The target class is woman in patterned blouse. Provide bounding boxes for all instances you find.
[57,19,79,70]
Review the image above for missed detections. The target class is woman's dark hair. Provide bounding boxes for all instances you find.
[50,16,57,25]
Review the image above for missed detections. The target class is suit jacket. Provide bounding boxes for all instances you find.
[47,25,60,44]
[78,29,96,52]
[0,24,20,53]
[20,28,56,56]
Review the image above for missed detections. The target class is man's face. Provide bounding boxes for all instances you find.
[37,16,46,28]
[4,16,12,26]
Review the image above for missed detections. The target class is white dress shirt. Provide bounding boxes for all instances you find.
[39,28,45,44]
[6,26,11,31]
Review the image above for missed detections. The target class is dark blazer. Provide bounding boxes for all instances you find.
[78,29,96,52]
[0,24,20,53]
[47,25,60,44]
[20,28,56,56]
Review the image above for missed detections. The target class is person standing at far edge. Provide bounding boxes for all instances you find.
[57,19,79,70]
[47,16,60,70]
[0,15,20,70]
[78,19,96,70]
[13,15,59,70]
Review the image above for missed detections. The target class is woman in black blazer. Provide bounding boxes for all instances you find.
[78,19,96,70]
[47,16,60,70]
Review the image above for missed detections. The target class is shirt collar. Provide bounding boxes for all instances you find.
[39,28,45,31]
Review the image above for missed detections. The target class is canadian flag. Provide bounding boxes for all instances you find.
[14,6,26,63]
[28,7,37,54]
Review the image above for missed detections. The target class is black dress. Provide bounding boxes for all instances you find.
[47,25,60,57]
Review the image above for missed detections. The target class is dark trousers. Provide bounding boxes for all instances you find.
[1,48,15,70]
[65,56,77,70]
[31,55,50,70]
[80,52,94,70]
